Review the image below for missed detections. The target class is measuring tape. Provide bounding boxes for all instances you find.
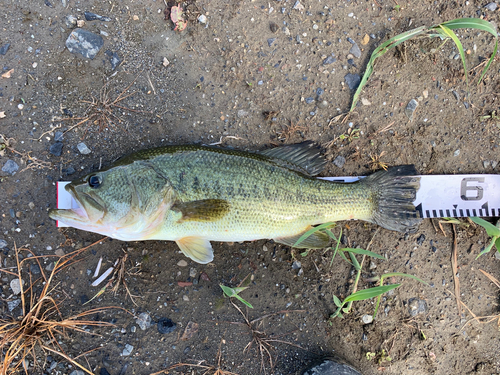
[56,174,500,227]
[322,174,500,219]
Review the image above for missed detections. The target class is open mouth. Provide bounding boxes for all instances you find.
[48,184,104,224]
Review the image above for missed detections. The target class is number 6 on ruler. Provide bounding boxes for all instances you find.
[460,177,484,201]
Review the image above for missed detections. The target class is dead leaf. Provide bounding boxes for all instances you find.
[0,111,5,118]
[180,321,199,340]
[1,69,14,78]
[177,281,193,287]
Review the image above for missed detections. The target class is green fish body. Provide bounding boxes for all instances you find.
[49,142,421,263]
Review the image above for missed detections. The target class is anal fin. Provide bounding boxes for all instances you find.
[176,237,214,264]
[274,226,330,249]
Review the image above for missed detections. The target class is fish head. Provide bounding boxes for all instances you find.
[49,162,174,240]
[49,167,141,235]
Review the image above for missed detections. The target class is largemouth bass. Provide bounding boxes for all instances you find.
[49,142,421,263]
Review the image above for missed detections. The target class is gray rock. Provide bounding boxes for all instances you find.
[65,29,104,60]
[344,74,360,90]
[405,99,418,121]
[302,358,363,375]
[198,14,207,24]
[0,239,7,249]
[333,155,346,168]
[452,90,459,101]
[491,160,498,169]
[50,142,63,156]
[408,298,428,317]
[2,159,19,175]
[0,43,11,55]
[362,314,373,324]
[54,131,64,142]
[64,15,77,29]
[237,110,249,118]
[122,344,134,356]
[267,38,276,47]
[323,55,336,65]
[77,142,91,155]
[105,50,122,70]
[7,299,21,312]
[69,370,85,375]
[483,160,491,169]
[292,261,302,269]
[485,2,498,11]
[10,279,22,295]
[349,43,361,58]
[84,11,111,22]
[305,97,315,104]
[136,312,151,330]
[454,149,460,157]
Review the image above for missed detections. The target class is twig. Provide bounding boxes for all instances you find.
[451,225,462,316]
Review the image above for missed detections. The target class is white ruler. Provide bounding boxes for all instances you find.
[322,174,500,219]
[56,174,500,227]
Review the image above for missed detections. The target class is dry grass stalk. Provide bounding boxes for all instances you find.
[0,241,126,375]
[228,301,306,374]
[62,76,147,138]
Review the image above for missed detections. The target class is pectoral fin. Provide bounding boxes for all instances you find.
[176,237,214,264]
[274,226,330,249]
[172,199,230,223]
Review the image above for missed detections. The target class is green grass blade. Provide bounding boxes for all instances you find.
[329,227,342,267]
[333,295,342,307]
[380,272,429,286]
[350,26,428,111]
[343,284,401,303]
[341,247,385,260]
[348,251,361,271]
[470,217,500,237]
[476,240,496,259]
[292,222,336,247]
[235,294,253,309]
[438,24,468,87]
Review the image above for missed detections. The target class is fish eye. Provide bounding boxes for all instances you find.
[88,175,102,188]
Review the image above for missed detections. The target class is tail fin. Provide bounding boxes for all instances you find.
[362,165,421,233]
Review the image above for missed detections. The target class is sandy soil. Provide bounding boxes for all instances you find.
[1,0,500,374]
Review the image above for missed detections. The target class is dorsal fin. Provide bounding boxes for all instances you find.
[260,141,327,176]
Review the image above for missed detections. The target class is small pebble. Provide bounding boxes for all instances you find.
[7,299,21,312]
[177,260,188,267]
[333,155,346,168]
[64,15,77,29]
[69,371,85,375]
[54,131,64,142]
[454,149,460,157]
[408,298,428,317]
[344,74,361,90]
[105,50,122,70]
[10,279,22,295]
[416,234,425,246]
[0,239,7,249]
[267,38,276,47]
[323,55,336,65]
[136,312,151,330]
[198,14,207,24]
[361,98,371,106]
[316,88,324,96]
[121,344,133,356]
[305,97,315,104]
[483,160,490,169]
[2,159,19,175]
[0,43,11,55]
[362,314,373,324]
[484,2,498,11]
[269,22,279,33]
[349,43,361,58]
[77,142,91,155]
[405,99,418,121]
[84,11,111,22]
[66,28,104,60]
[49,142,63,156]
[292,261,301,269]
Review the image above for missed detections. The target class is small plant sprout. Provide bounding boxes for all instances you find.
[220,285,253,308]
[349,18,498,112]
[470,217,500,258]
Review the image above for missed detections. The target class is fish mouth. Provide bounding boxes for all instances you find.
[49,184,105,226]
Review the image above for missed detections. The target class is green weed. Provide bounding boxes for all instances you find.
[350,18,498,112]
[470,217,500,259]
[220,285,254,309]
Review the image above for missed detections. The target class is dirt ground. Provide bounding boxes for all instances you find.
[1,0,500,374]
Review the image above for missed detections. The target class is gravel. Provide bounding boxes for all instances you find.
[333,155,346,168]
[49,142,63,156]
[344,74,360,90]
[77,142,91,155]
[405,99,418,121]
[122,344,134,356]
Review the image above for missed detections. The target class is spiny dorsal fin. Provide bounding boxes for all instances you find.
[261,141,326,176]
[274,226,330,249]
[172,199,230,223]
